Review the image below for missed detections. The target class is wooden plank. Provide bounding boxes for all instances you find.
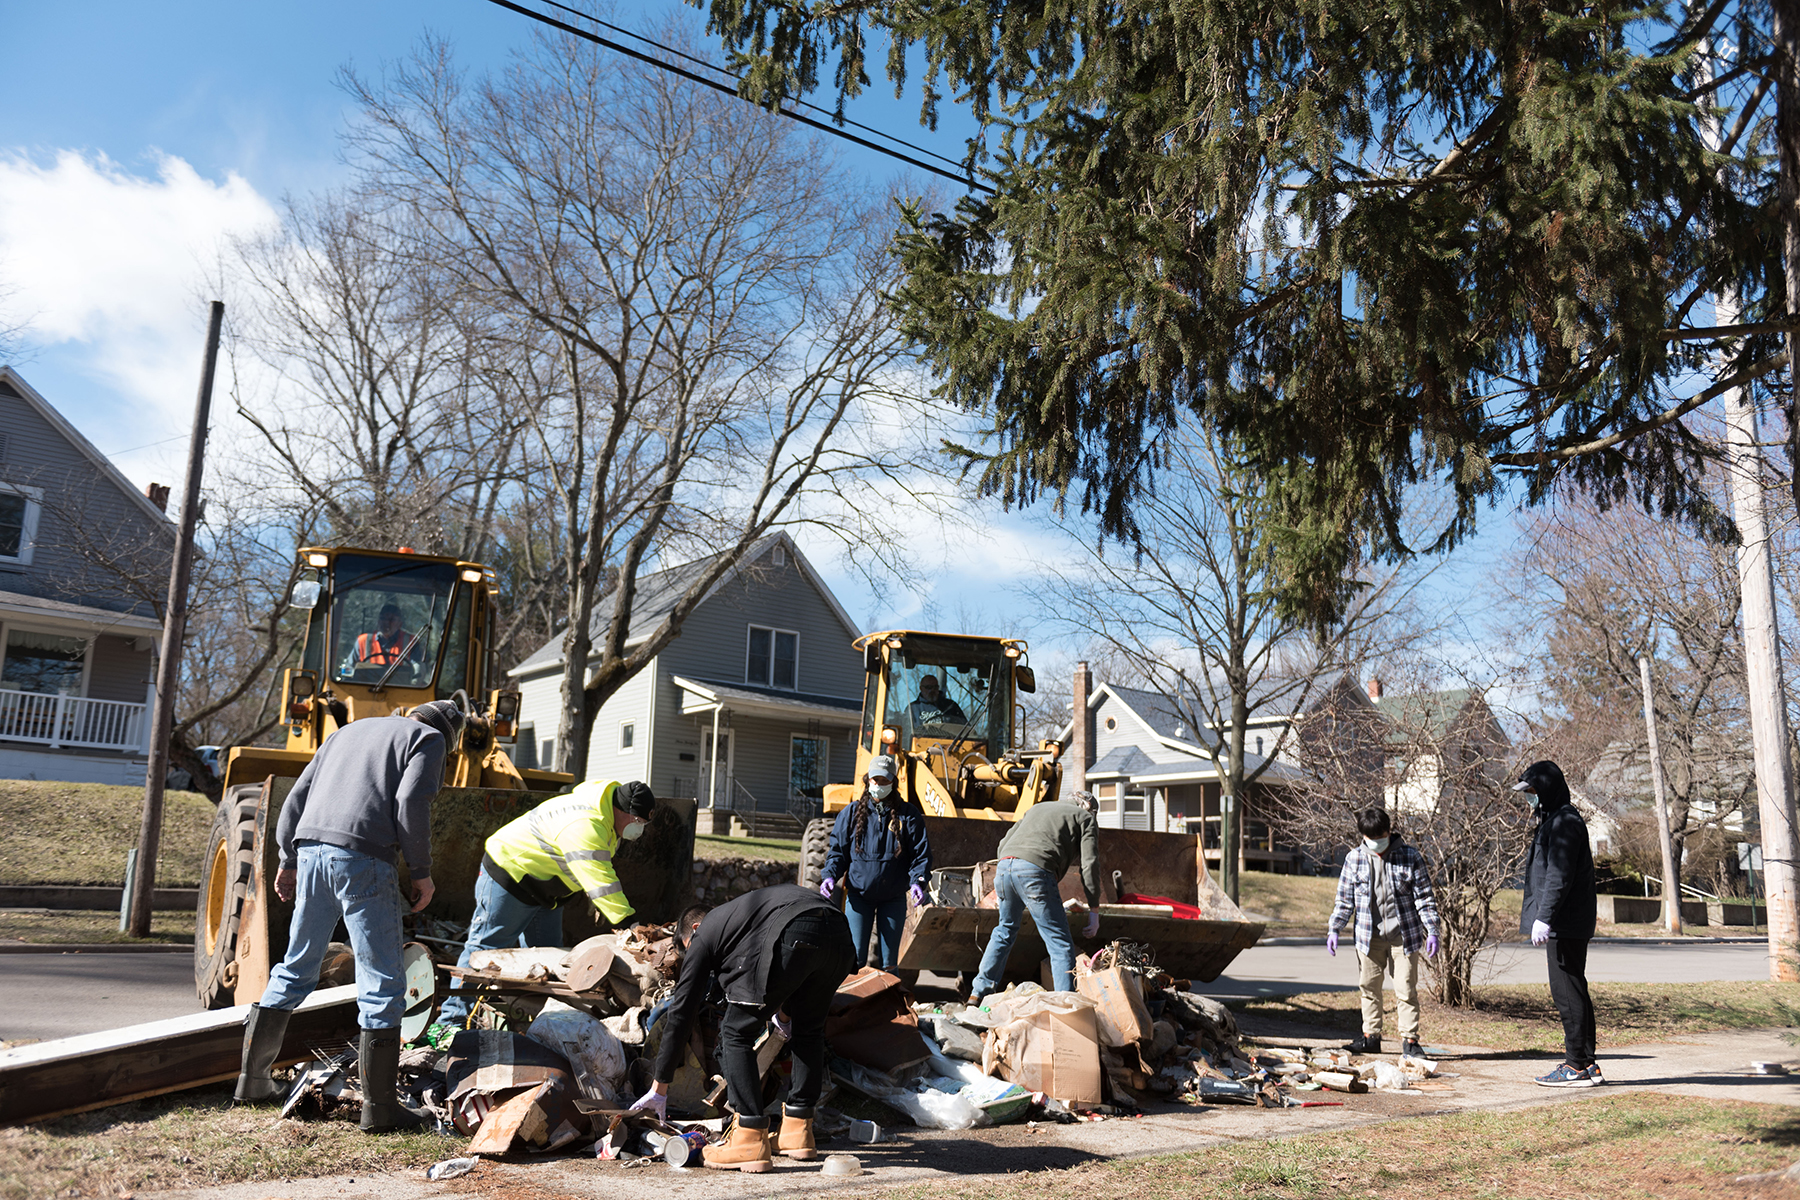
[0,983,360,1125]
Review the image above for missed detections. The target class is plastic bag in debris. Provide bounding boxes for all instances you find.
[527,999,628,1102]
[831,1054,983,1130]
[1366,1061,1413,1092]
[602,1006,648,1046]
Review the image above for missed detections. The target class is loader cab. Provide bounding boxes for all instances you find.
[286,547,496,749]
[870,634,1017,760]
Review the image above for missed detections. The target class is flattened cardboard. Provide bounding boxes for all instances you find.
[986,1000,1103,1105]
[1076,964,1154,1050]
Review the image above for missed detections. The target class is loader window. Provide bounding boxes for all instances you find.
[882,637,1010,758]
[329,554,460,689]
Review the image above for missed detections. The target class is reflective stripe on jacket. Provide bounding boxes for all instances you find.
[484,779,635,924]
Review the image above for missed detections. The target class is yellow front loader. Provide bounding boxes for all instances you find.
[193,546,694,1007]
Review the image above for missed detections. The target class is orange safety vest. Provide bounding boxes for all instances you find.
[354,630,411,666]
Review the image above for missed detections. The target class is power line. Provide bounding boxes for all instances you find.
[480,0,995,193]
[530,0,974,175]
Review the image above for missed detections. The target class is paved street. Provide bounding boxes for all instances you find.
[0,938,1778,1043]
[1208,937,1776,997]
[0,951,197,1043]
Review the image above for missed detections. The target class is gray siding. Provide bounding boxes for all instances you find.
[513,543,865,805]
[87,634,152,703]
[1092,693,1189,766]
[0,383,171,618]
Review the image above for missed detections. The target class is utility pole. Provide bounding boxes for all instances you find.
[1703,28,1800,977]
[1638,654,1682,935]
[127,301,223,938]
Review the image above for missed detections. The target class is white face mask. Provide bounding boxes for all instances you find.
[1365,835,1390,853]
[620,818,646,841]
[869,781,894,801]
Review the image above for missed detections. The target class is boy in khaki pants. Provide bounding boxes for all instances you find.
[1325,807,1440,1057]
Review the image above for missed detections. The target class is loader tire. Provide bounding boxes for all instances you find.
[194,784,261,1008]
[799,817,832,891]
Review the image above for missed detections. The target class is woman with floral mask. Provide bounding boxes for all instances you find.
[819,754,933,970]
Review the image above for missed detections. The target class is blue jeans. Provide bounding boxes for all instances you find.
[260,841,406,1029]
[437,865,565,1026]
[970,859,1076,998]
[844,889,906,970]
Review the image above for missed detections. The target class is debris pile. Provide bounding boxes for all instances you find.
[274,928,1445,1178]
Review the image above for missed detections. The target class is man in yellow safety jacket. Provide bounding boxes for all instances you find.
[437,778,656,1026]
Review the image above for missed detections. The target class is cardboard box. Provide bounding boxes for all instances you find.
[1077,964,1154,1050]
[985,996,1104,1105]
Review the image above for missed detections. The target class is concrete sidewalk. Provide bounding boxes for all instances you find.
[138,1027,1800,1200]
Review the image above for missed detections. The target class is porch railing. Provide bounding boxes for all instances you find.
[0,691,148,752]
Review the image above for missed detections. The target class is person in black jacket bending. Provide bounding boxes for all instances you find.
[1515,759,1602,1088]
[628,885,856,1172]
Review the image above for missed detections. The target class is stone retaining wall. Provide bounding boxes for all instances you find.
[690,856,798,904]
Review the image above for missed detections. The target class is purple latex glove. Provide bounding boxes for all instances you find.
[629,1085,667,1120]
[909,882,927,906]
[1425,934,1440,958]
[1531,920,1551,946]
[771,1010,792,1040]
[819,876,835,900]
[1081,910,1101,939]
[1326,930,1338,956]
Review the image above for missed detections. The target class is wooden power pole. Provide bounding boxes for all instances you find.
[1637,655,1682,936]
[127,301,223,938]
[1703,28,1800,979]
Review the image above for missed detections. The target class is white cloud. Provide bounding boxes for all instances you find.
[0,149,278,479]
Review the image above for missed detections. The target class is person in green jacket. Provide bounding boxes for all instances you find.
[968,791,1103,1001]
[438,778,655,1026]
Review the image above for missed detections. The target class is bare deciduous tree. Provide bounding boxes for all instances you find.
[1274,656,1530,1007]
[1039,424,1439,898]
[341,31,928,774]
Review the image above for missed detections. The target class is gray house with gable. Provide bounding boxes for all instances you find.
[508,533,867,836]
[0,368,175,784]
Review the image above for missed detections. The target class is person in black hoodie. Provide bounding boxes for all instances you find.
[1514,759,1602,1087]
[628,885,856,1171]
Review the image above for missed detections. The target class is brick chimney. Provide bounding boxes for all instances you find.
[1069,661,1092,795]
[144,482,170,512]
[1366,677,1383,701]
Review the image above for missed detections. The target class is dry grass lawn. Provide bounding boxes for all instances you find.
[853,1093,1800,1200]
[0,780,214,887]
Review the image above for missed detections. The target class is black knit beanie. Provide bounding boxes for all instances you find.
[617,780,656,819]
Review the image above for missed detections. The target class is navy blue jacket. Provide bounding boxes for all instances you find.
[823,796,932,903]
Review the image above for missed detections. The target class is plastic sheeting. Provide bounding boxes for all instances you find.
[526,999,628,1102]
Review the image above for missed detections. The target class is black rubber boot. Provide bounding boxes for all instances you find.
[358,1027,429,1132]
[1345,1034,1382,1055]
[233,1004,293,1105]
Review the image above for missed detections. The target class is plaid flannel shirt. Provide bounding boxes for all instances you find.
[1327,838,1440,956]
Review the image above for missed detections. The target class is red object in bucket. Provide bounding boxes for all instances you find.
[1118,891,1203,920]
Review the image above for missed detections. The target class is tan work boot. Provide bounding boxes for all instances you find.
[703,1119,773,1172]
[777,1106,817,1160]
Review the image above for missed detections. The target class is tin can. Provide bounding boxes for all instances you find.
[662,1130,709,1167]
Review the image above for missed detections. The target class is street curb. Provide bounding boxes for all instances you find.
[0,942,191,955]
[1258,935,1770,947]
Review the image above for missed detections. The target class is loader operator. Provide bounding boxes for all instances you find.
[968,789,1104,1003]
[907,673,967,727]
[344,603,422,674]
[629,887,857,1173]
[436,778,657,1028]
[232,699,466,1132]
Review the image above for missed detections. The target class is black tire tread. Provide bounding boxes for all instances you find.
[194,784,261,1008]
[799,817,832,890]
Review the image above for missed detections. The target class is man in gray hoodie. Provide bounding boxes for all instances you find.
[232,700,464,1131]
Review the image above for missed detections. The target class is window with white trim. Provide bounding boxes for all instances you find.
[0,484,42,566]
[621,721,635,750]
[746,625,799,690]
